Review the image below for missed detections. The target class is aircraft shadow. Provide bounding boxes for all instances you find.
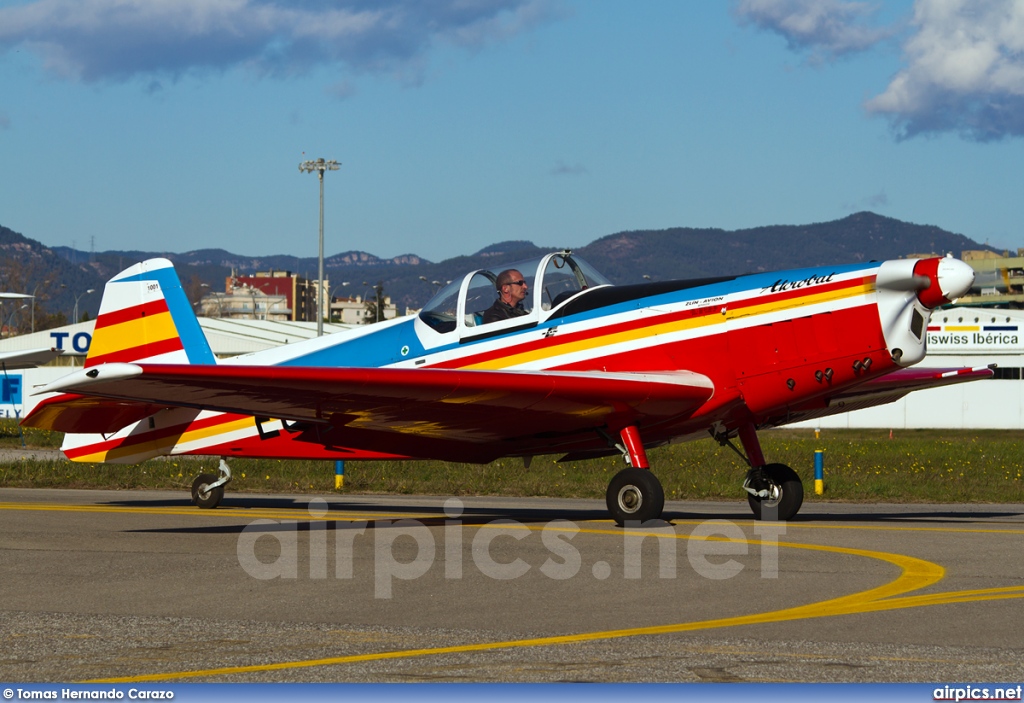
[784,507,1024,522]
[109,495,608,521]
[117,494,1022,536]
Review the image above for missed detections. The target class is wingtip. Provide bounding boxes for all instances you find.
[33,363,144,396]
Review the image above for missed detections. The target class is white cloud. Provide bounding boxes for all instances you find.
[0,0,560,84]
[733,0,893,62]
[734,0,1024,141]
[866,0,1024,141]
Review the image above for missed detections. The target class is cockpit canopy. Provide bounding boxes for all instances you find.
[418,251,612,334]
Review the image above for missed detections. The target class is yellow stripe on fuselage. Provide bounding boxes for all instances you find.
[88,311,179,359]
[465,281,875,370]
[726,280,874,322]
[71,416,256,463]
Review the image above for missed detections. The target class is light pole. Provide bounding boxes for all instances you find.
[327,282,350,322]
[209,292,225,318]
[419,275,444,293]
[73,289,95,324]
[4,304,28,338]
[245,283,272,320]
[362,280,384,323]
[299,157,340,337]
[29,280,49,333]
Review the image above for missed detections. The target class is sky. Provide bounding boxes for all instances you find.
[1,0,1023,263]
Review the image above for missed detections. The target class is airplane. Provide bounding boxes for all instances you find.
[21,250,992,524]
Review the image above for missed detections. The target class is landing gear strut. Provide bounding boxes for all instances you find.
[191,458,232,509]
[603,425,665,525]
[714,423,804,521]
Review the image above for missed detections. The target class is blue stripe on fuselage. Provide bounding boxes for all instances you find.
[278,318,426,368]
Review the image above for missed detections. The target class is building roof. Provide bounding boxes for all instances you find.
[0,318,359,358]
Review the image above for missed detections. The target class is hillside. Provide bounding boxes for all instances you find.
[0,225,104,329]
[0,212,996,326]
[576,212,990,282]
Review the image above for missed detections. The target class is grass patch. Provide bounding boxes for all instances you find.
[1,422,1022,503]
[0,418,64,449]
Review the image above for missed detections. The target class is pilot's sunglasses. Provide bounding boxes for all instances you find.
[509,280,527,286]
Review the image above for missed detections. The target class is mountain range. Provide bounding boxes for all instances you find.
[0,211,997,329]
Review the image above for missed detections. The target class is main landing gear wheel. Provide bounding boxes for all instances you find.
[191,459,233,509]
[606,467,665,525]
[191,474,224,509]
[746,463,803,521]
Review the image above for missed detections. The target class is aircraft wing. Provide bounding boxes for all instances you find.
[0,347,64,370]
[785,365,995,424]
[24,363,715,450]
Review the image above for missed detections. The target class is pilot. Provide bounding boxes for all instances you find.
[482,269,529,324]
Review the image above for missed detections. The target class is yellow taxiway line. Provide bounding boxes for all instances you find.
[66,518,1024,683]
[0,501,438,523]
[4,498,1022,681]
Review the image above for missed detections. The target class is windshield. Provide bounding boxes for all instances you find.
[417,251,611,334]
[417,279,462,333]
[539,252,611,310]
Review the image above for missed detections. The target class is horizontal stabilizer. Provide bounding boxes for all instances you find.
[22,393,166,434]
[0,347,64,370]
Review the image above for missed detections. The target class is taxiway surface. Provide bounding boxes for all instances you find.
[1,487,1023,683]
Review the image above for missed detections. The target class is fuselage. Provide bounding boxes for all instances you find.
[58,252,962,464]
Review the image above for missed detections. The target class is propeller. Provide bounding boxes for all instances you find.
[876,256,974,308]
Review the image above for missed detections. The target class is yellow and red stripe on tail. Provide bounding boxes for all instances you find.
[85,258,215,367]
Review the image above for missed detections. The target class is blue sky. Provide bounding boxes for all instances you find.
[1,0,1023,263]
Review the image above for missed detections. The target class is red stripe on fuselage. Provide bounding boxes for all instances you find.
[428,275,874,370]
[184,433,410,461]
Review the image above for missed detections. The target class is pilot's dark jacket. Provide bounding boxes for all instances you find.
[482,299,528,324]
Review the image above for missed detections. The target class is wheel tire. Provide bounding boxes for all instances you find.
[747,463,803,521]
[606,467,665,526]
[191,473,224,509]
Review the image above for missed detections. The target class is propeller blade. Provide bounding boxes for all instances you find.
[876,274,931,292]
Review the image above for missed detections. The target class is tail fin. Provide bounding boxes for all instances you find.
[22,259,215,462]
[86,258,215,367]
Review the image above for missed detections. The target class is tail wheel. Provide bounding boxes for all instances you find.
[747,463,803,521]
[606,468,665,526]
[191,473,224,509]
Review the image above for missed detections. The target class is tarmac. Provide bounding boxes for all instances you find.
[1,486,1023,683]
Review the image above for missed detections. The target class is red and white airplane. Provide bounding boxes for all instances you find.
[22,250,990,523]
